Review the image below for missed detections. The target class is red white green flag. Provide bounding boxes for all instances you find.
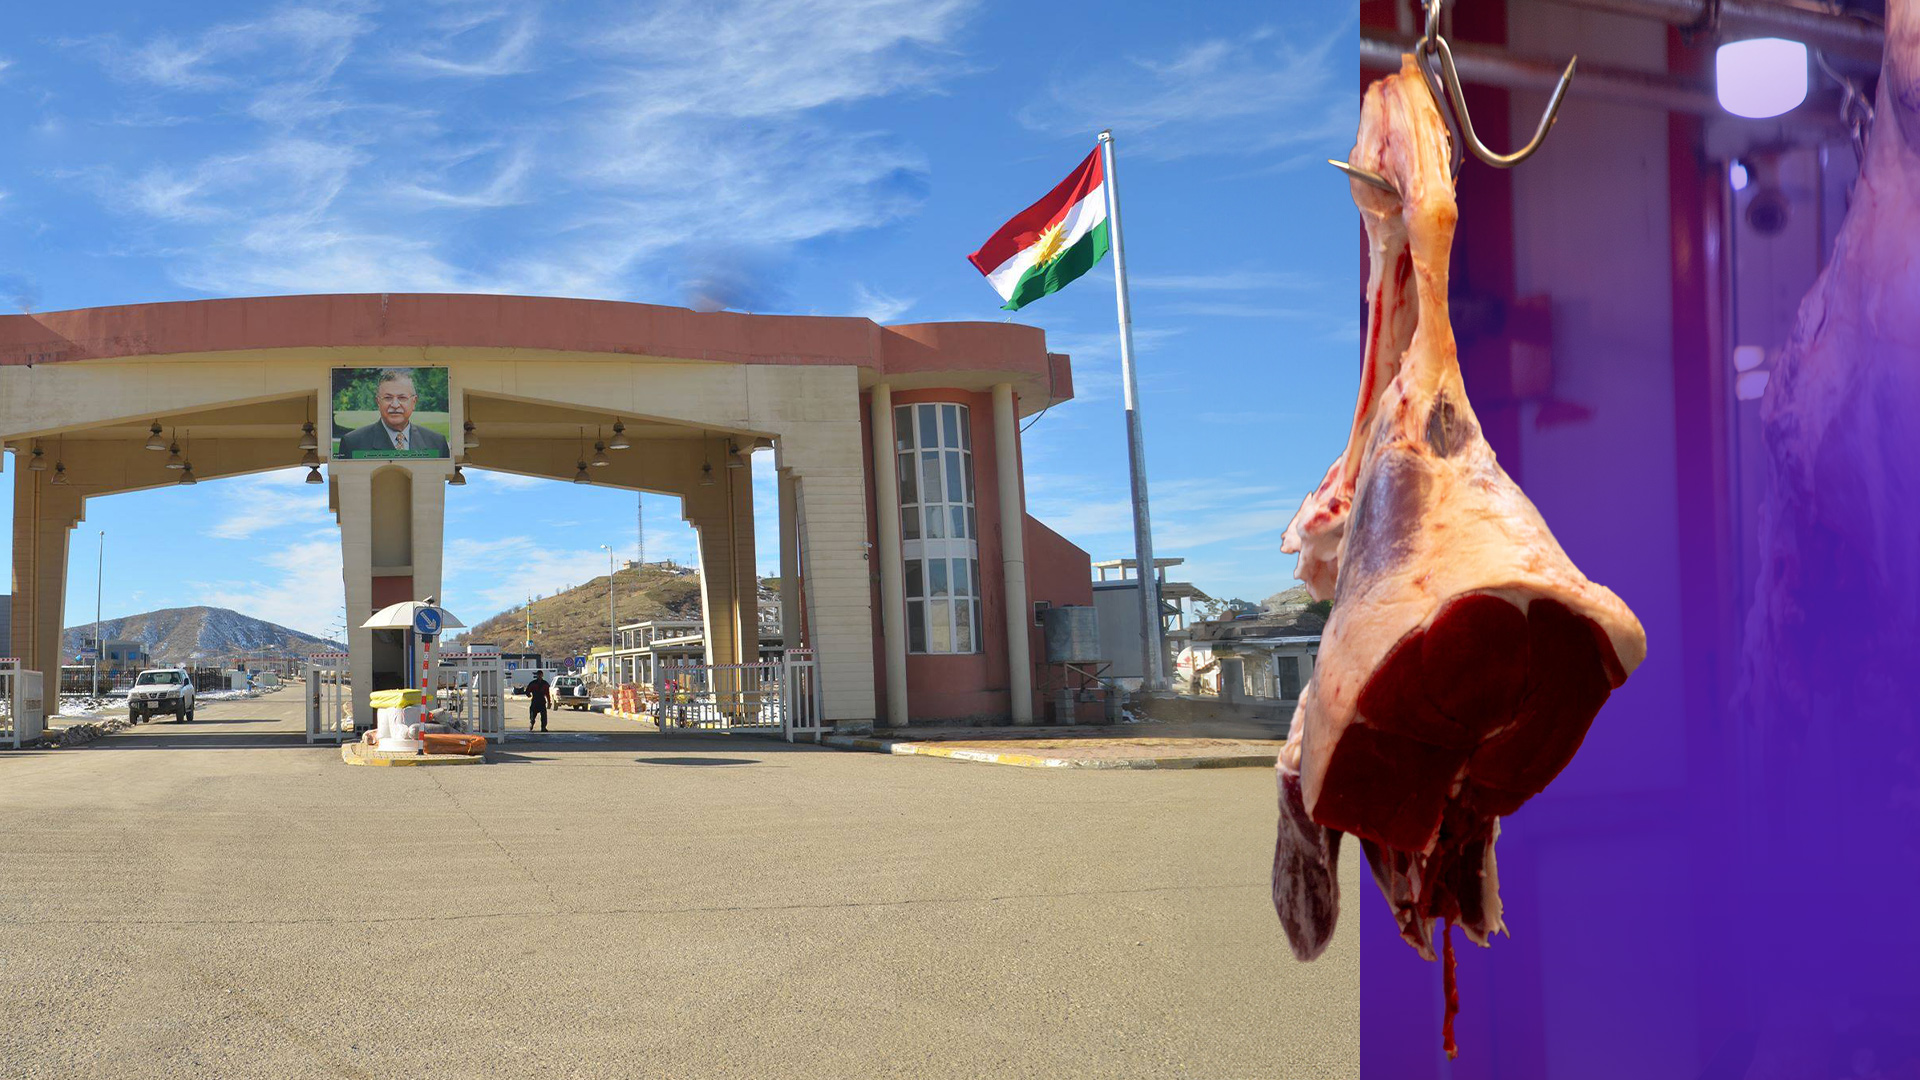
[967,146,1109,312]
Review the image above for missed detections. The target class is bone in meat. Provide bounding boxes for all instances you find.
[1272,57,1649,1049]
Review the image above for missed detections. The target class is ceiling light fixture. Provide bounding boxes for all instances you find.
[463,419,479,449]
[300,448,321,467]
[591,437,610,468]
[146,421,167,451]
[448,465,468,487]
[699,461,717,487]
[165,433,184,470]
[179,430,195,484]
[1716,37,1809,119]
[725,440,746,469]
[298,421,319,451]
[305,465,325,485]
[27,445,47,471]
[51,461,70,486]
[609,420,630,450]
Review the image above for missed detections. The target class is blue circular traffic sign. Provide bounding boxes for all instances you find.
[413,606,443,637]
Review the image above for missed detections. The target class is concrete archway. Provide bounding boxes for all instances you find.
[3,294,1074,730]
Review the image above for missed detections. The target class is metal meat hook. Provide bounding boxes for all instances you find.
[1330,1,1576,197]
[1416,0,1577,173]
[1328,158,1399,197]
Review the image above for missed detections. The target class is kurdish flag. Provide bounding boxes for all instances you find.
[968,146,1109,311]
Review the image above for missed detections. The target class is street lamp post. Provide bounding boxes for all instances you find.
[600,545,617,687]
[93,531,104,698]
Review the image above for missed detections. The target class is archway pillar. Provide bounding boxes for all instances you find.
[332,458,452,726]
[683,442,757,670]
[9,467,84,676]
[775,422,876,731]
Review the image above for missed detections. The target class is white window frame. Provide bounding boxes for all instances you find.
[896,402,982,655]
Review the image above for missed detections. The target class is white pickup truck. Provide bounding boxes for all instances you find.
[128,667,196,722]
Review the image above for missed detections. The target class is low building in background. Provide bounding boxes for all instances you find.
[609,616,782,688]
[74,636,149,675]
[1089,557,1206,688]
[1178,585,1324,705]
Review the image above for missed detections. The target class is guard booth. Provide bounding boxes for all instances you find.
[306,603,502,742]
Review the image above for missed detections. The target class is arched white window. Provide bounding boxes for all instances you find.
[896,402,981,654]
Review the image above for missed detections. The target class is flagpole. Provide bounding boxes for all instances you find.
[1098,129,1167,692]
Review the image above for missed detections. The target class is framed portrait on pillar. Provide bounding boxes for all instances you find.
[330,366,452,460]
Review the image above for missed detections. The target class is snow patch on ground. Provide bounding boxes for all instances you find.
[54,695,126,718]
[54,684,278,718]
[199,688,268,702]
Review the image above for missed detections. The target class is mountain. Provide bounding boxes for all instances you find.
[64,607,346,666]
[449,562,711,664]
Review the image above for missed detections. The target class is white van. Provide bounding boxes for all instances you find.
[508,668,552,694]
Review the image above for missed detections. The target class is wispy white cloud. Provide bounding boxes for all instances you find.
[447,535,641,615]
[198,538,345,640]
[389,146,533,209]
[204,474,335,539]
[67,0,979,303]
[392,12,537,77]
[1132,271,1320,291]
[589,0,970,121]
[1017,19,1356,161]
[851,283,913,323]
[1161,302,1323,319]
[79,4,373,93]
[469,469,549,491]
[1024,466,1308,603]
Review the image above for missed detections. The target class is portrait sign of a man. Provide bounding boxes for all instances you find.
[331,366,452,460]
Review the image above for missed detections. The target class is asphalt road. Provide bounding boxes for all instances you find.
[0,691,1360,1079]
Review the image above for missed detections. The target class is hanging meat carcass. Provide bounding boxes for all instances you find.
[1272,57,1648,1056]
[1733,1,1920,1054]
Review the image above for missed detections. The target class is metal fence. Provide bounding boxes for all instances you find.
[2,661,48,748]
[653,659,784,730]
[647,650,826,741]
[781,648,826,743]
[439,653,505,740]
[304,660,350,744]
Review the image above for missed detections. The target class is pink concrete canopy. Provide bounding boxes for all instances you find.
[0,293,1075,410]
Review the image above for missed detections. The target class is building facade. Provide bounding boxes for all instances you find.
[2,294,1094,729]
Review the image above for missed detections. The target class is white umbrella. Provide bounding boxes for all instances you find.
[360,600,466,632]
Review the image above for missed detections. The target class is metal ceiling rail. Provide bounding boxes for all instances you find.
[1535,0,1884,67]
[1361,32,1846,134]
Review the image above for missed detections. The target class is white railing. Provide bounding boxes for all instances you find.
[654,659,784,731]
[1,661,47,749]
[647,651,825,740]
[305,660,350,743]
[440,653,505,740]
[782,648,826,743]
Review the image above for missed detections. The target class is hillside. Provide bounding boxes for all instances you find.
[64,607,346,666]
[450,562,715,664]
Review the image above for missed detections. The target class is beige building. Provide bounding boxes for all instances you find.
[2,293,1090,730]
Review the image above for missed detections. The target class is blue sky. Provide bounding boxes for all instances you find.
[0,0,1360,641]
